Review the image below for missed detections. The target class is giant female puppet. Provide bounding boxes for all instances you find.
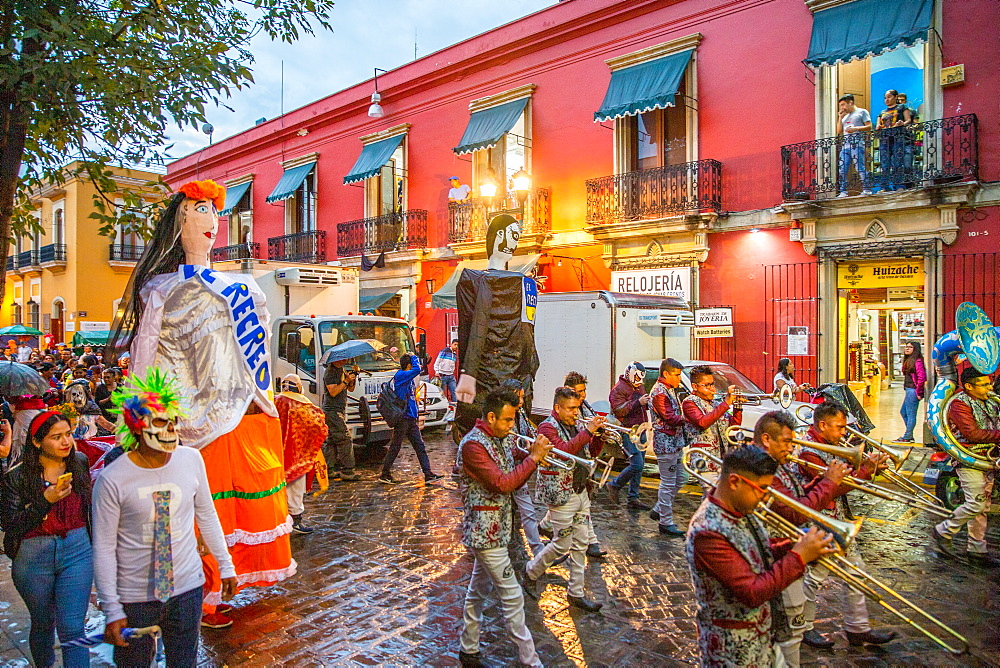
[109,180,294,612]
[453,213,539,438]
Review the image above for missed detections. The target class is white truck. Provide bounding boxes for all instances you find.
[212,260,448,445]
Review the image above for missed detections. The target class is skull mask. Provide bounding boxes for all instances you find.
[141,410,179,453]
[66,382,89,411]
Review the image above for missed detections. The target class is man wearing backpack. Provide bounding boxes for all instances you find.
[379,354,443,484]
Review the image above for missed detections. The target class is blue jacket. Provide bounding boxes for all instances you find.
[392,357,422,419]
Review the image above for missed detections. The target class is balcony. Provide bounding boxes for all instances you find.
[5,256,12,272]
[211,242,261,263]
[39,244,67,264]
[448,188,551,244]
[585,160,723,226]
[109,244,145,262]
[336,209,427,257]
[16,250,39,269]
[781,114,978,201]
[268,230,327,264]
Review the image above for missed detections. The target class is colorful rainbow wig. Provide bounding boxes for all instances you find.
[111,368,187,450]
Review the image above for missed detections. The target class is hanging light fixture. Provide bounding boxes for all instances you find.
[368,68,388,118]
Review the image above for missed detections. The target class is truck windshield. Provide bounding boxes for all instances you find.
[318,321,416,372]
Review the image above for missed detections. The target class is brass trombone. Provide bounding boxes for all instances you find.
[511,433,615,487]
[725,425,865,468]
[843,425,945,509]
[682,449,969,655]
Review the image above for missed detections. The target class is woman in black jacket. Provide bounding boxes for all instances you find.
[1,411,93,667]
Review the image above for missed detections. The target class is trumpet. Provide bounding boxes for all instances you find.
[511,433,616,486]
[682,449,969,655]
[718,384,795,409]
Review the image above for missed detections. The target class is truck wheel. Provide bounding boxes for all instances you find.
[357,397,372,446]
[935,470,964,511]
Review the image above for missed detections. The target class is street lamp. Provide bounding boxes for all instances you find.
[479,170,500,217]
[368,68,388,118]
[512,168,531,215]
[425,277,436,294]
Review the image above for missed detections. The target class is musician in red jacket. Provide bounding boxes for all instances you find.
[682,365,742,491]
[796,402,894,650]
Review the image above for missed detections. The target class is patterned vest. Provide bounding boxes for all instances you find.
[950,393,1000,454]
[684,394,729,454]
[458,427,516,550]
[536,415,590,507]
[797,435,850,520]
[651,383,687,455]
[686,497,777,668]
[773,463,805,501]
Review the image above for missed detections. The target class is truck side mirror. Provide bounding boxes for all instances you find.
[285,331,301,366]
[417,331,428,368]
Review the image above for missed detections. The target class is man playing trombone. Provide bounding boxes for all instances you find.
[797,402,894,649]
[933,367,1000,566]
[523,387,607,612]
[456,387,553,667]
[686,446,837,667]
[752,411,850,666]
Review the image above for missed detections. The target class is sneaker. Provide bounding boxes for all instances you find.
[837,192,849,198]
[425,473,444,483]
[627,499,652,511]
[292,517,314,535]
[861,189,873,195]
[892,437,915,443]
[216,603,234,615]
[378,474,397,484]
[201,612,233,629]
[329,470,342,481]
[659,524,686,537]
[339,470,361,481]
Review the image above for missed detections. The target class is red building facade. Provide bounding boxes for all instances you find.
[167,0,1000,390]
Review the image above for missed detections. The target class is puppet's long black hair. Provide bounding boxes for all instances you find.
[103,192,188,365]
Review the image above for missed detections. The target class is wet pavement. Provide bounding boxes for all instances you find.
[0,425,998,667]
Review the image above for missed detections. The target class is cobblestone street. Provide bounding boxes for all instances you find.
[1,427,998,666]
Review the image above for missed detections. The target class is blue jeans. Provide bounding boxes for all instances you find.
[10,527,93,668]
[900,387,920,440]
[611,434,644,501]
[440,374,457,402]
[838,141,868,192]
[114,585,203,668]
[382,417,433,477]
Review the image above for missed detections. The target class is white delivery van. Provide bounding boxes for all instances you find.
[212,259,447,445]
[532,291,694,416]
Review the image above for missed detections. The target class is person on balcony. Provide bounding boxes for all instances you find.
[875,89,914,192]
[836,94,873,198]
[448,176,472,202]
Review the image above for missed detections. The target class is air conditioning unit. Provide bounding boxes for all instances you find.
[274,266,342,287]
[659,311,696,327]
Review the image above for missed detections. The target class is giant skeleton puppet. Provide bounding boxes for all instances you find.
[453,214,539,438]
[109,179,295,607]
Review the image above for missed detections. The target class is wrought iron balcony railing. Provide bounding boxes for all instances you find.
[585,160,723,225]
[781,114,978,201]
[448,188,551,244]
[16,250,39,268]
[336,209,428,258]
[39,244,67,264]
[211,242,261,262]
[268,230,327,264]
[109,244,145,262]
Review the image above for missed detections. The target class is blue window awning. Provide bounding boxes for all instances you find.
[805,0,932,68]
[453,98,528,156]
[343,135,405,185]
[359,289,398,313]
[594,49,693,123]
[430,255,540,309]
[219,181,251,216]
[266,162,315,204]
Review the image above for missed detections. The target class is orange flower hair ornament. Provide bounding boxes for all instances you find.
[178,180,226,211]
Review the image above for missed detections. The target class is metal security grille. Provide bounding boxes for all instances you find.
[939,252,1000,332]
[764,262,820,389]
[696,304,736,368]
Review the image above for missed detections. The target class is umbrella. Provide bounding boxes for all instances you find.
[319,339,377,366]
[0,361,50,397]
[0,324,44,336]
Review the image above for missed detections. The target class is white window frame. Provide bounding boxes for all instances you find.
[466,85,536,200]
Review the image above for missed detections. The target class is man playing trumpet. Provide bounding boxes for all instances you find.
[683,365,742,491]
[523,387,606,611]
[797,402,894,649]
[457,387,553,667]
[686,446,837,667]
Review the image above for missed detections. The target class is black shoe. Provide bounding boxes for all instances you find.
[458,651,484,667]
[659,524,685,537]
[539,526,553,538]
[568,595,603,612]
[649,510,660,521]
[627,499,652,511]
[522,571,539,600]
[607,484,621,504]
[802,629,834,649]
[291,515,315,535]
[968,552,1000,568]
[586,544,608,558]
[377,474,397,484]
[425,473,444,483]
[846,629,897,646]
[932,526,958,558]
[552,553,569,566]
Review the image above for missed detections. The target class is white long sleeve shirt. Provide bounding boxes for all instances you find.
[92,447,235,622]
[433,348,457,377]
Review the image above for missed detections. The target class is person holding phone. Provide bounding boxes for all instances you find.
[0,412,93,668]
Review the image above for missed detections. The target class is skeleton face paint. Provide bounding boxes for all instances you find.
[281,379,302,393]
[66,383,88,410]
[142,411,179,453]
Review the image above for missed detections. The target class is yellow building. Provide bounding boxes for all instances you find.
[3,163,164,345]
